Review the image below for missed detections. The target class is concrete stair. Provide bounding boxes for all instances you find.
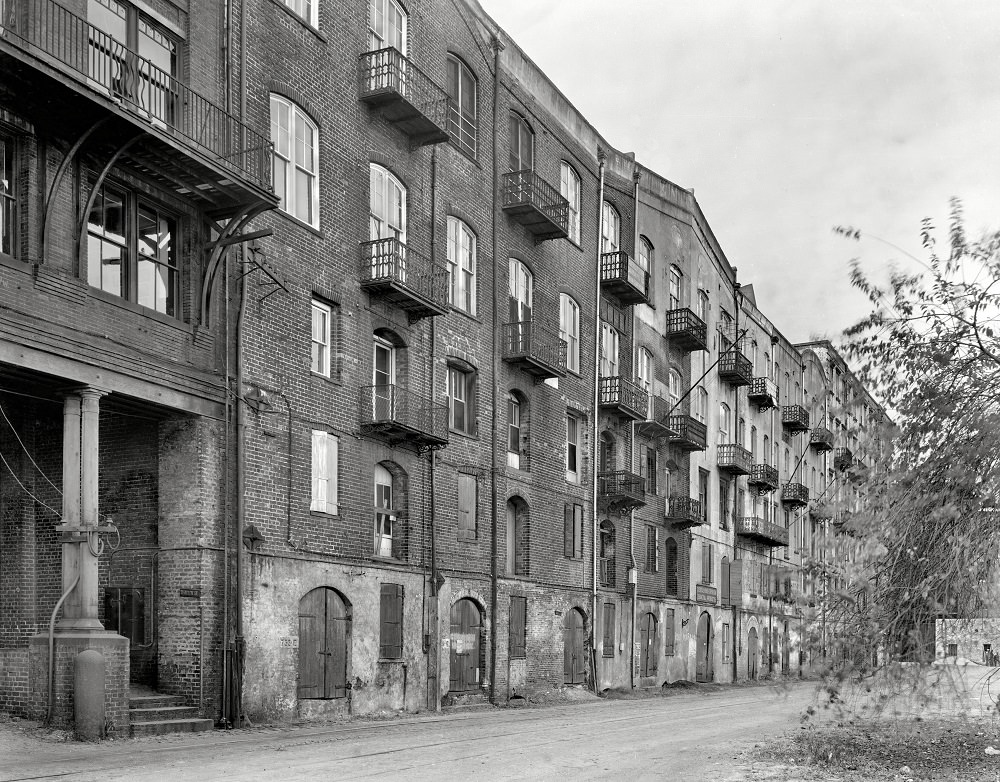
[129,690,213,737]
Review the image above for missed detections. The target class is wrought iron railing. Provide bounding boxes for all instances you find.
[834,447,855,471]
[667,415,708,449]
[665,308,708,349]
[748,463,779,490]
[599,376,648,417]
[718,444,752,473]
[1,0,272,190]
[735,517,789,547]
[600,251,648,298]
[781,404,810,430]
[810,427,834,450]
[500,170,570,232]
[358,384,448,442]
[749,377,779,405]
[501,319,567,370]
[666,496,703,525]
[781,482,809,505]
[357,47,450,128]
[598,470,645,502]
[359,237,448,308]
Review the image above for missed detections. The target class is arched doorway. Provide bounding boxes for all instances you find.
[639,612,658,678]
[747,627,759,679]
[695,611,713,683]
[564,608,587,684]
[449,598,483,692]
[298,587,351,699]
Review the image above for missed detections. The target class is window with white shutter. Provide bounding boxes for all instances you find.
[310,430,339,514]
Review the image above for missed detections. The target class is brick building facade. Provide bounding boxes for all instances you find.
[0,0,889,732]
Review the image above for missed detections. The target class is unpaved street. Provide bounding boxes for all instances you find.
[1,682,820,781]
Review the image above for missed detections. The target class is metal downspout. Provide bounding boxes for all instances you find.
[591,150,606,689]
[488,31,503,706]
[628,166,640,689]
[428,143,440,712]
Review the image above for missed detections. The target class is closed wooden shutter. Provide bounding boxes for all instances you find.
[310,431,338,514]
[298,588,325,699]
[602,602,615,656]
[564,504,574,557]
[574,504,583,558]
[509,595,526,659]
[729,560,744,607]
[457,473,477,540]
[326,589,350,698]
[721,558,731,606]
[379,583,403,659]
[664,608,675,656]
[677,531,691,600]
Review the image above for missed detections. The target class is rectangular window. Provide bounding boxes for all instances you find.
[271,94,319,226]
[0,137,15,257]
[379,583,403,659]
[645,526,659,573]
[560,294,580,373]
[664,608,675,655]
[701,541,713,584]
[602,602,616,657]
[103,587,145,644]
[457,472,477,540]
[719,478,730,531]
[698,468,709,525]
[564,503,583,559]
[310,430,339,515]
[507,394,521,469]
[448,366,476,434]
[784,509,791,560]
[446,55,477,157]
[509,595,527,659]
[645,447,657,494]
[311,299,332,376]
[559,162,581,244]
[282,0,317,26]
[446,216,476,314]
[87,184,179,317]
[600,322,619,377]
[566,413,580,482]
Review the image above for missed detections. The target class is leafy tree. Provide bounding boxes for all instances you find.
[807,201,1000,701]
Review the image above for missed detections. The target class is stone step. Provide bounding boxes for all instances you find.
[129,705,201,723]
[128,693,188,710]
[130,718,214,737]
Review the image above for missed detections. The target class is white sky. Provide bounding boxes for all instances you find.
[480,0,1000,342]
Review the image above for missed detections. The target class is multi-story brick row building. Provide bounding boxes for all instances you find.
[0,0,888,732]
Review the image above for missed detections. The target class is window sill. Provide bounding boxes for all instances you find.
[449,428,479,441]
[446,305,481,323]
[310,370,342,387]
[602,653,614,659]
[86,286,192,332]
[377,658,405,664]
[265,0,328,42]
[309,509,339,519]
[0,253,30,274]
[275,208,324,238]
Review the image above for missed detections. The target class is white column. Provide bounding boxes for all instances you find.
[58,395,82,625]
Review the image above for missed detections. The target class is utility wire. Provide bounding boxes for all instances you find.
[0,396,62,496]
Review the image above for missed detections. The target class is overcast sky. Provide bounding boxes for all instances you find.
[480,0,1000,344]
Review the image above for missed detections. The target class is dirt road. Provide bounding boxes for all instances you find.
[1,681,821,781]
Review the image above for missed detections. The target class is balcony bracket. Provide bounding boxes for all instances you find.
[42,116,111,261]
[239,241,289,307]
[75,131,145,264]
[201,201,274,326]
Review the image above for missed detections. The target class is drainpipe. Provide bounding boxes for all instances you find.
[591,149,606,688]
[428,142,440,712]
[488,31,503,706]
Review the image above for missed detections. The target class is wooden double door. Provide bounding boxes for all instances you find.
[298,588,350,699]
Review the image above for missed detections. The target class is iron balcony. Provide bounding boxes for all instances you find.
[735,517,789,548]
[665,308,708,352]
[359,384,448,451]
[718,350,753,387]
[501,320,567,379]
[810,426,834,452]
[0,0,275,212]
[358,47,450,146]
[718,444,752,476]
[834,447,855,471]
[598,471,646,512]
[635,394,678,438]
[359,238,449,320]
[501,170,570,241]
[600,251,649,306]
[748,463,779,493]
[665,496,705,529]
[781,405,810,433]
[781,482,809,507]
[599,376,649,422]
[748,377,779,410]
[667,415,708,451]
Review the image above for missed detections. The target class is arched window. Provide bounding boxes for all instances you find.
[507,391,526,470]
[668,265,682,310]
[374,462,407,558]
[508,258,533,324]
[506,496,529,576]
[665,537,678,596]
[721,556,731,605]
[271,95,319,226]
[508,112,534,172]
[560,293,580,373]
[600,322,619,378]
[638,236,653,275]
[695,387,708,423]
[719,402,730,445]
[599,430,616,474]
[560,162,581,244]
[750,425,758,460]
[637,347,653,417]
[370,164,406,242]
[668,369,682,407]
[599,519,616,587]
[697,289,710,324]
[738,417,746,447]
[601,201,621,253]
[639,612,658,677]
[446,55,477,157]
[447,216,476,314]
